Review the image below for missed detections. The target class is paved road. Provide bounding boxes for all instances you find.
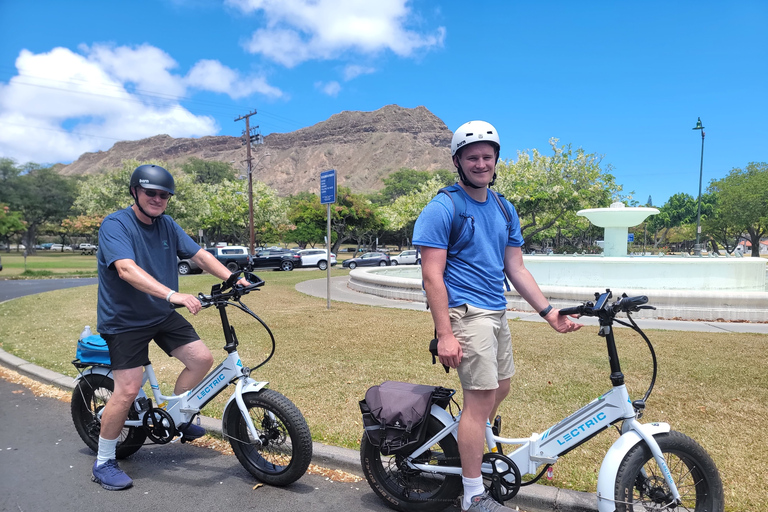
[0,376,404,512]
[0,277,98,302]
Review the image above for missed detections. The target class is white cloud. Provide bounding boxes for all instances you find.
[0,45,281,164]
[343,65,376,81]
[186,59,283,99]
[315,81,341,97]
[228,0,445,67]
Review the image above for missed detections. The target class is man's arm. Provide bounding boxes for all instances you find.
[420,246,463,368]
[503,246,581,333]
[113,259,203,315]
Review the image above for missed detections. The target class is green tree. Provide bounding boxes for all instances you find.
[0,204,26,251]
[181,157,237,185]
[286,193,326,248]
[494,139,621,250]
[327,187,382,254]
[2,167,78,254]
[706,162,768,257]
[371,168,454,205]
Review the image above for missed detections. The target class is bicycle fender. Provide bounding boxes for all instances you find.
[596,422,670,512]
[429,404,459,443]
[74,365,113,382]
[222,378,269,412]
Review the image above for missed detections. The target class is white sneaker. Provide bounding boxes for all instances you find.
[462,491,508,512]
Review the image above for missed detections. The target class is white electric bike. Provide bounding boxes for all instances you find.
[360,290,723,512]
[71,272,312,486]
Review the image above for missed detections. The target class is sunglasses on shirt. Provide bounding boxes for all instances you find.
[141,188,171,200]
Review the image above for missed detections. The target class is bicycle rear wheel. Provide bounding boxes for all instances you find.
[224,389,312,486]
[360,416,462,512]
[70,373,146,459]
[614,430,723,511]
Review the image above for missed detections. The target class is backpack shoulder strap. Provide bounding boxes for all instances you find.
[489,189,514,292]
[437,184,467,252]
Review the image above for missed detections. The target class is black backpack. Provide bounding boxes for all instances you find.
[359,381,454,455]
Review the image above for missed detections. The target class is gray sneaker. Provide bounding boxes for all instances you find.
[463,491,508,512]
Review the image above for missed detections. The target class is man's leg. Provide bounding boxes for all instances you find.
[458,388,496,510]
[92,367,143,490]
[489,378,510,425]
[170,339,214,395]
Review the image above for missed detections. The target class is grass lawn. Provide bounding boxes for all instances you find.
[0,251,98,278]
[0,269,765,510]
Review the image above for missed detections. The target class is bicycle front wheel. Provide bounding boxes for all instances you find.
[360,416,462,512]
[70,373,146,459]
[224,389,312,486]
[614,430,724,511]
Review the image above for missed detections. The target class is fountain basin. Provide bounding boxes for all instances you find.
[347,256,768,322]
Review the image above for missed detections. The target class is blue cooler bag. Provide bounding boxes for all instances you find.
[77,334,111,365]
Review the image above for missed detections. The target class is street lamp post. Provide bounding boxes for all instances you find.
[692,117,705,256]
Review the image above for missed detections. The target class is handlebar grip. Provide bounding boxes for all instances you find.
[618,295,648,311]
[559,305,584,316]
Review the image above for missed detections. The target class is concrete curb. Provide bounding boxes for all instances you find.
[0,346,598,512]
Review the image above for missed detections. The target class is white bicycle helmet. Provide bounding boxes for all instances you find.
[450,120,500,156]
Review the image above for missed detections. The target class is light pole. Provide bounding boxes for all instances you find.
[692,117,705,256]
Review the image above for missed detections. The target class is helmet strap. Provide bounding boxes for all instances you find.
[456,163,497,189]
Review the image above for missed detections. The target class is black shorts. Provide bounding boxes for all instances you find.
[102,312,200,371]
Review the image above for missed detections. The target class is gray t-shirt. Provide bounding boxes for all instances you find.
[97,207,201,334]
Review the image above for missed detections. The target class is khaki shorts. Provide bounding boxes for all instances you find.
[449,304,515,391]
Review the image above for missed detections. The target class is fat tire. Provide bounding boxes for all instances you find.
[614,430,723,512]
[71,374,146,459]
[224,389,312,486]
[360,416,461,512]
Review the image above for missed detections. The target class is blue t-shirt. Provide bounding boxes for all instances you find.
[413,188,523,311]
[97,207,202,334]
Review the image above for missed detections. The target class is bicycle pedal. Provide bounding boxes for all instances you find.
[492,415,502,436]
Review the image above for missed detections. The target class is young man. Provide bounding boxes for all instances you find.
[413,121,581,512]
[92,164,249,490]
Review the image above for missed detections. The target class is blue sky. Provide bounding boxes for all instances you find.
[1,0,766,206]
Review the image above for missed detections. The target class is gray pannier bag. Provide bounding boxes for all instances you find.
[359,380,453,455]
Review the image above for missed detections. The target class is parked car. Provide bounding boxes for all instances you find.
[297,249,337,270]
[252,248,302,271]
[49,244,73,252]
[40,243,54,250]
[390,249,419,266]
[342,252,390,269]
[79,243,98,255]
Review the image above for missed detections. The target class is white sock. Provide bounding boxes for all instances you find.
[96,436,118,466]
[462,475,484,510]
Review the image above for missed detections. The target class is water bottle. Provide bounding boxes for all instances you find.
[79,325,92,341]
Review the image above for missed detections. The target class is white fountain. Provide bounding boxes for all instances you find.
[347,202,768,322]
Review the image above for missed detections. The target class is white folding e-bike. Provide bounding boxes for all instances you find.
[71,272,312,486]
[360,290,724,512]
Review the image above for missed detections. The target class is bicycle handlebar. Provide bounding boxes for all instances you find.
[558,290,653,318]
[170,270,265,309]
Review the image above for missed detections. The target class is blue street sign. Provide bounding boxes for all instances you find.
[627,233,635,242]
[320,169,336,204]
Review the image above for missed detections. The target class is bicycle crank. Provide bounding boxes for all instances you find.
[482,452,521,502]
[142,407,176,444]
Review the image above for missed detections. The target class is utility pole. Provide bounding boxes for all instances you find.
[235,110,259,257]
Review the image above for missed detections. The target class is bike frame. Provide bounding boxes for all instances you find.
[404,293,682,511]
[77,283,274,444]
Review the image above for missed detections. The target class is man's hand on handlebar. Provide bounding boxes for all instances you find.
[169,292,203,315]
[543,308,583,333]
